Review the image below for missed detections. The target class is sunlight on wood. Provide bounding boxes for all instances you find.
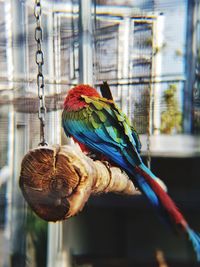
[19,144,139,222]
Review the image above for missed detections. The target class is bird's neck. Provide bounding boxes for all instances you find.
[64,93,87,111]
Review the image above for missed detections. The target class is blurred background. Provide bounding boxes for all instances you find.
[0,0,200,266]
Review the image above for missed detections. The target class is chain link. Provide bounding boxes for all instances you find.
[34,0,47,146]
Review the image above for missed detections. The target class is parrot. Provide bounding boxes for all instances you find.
[62,84,200,260]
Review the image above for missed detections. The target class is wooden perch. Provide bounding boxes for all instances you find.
[19,144,139,222]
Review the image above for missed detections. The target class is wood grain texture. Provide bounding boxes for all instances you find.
[19,144,139,222]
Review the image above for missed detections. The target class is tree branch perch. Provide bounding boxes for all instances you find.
[19,144,140,222]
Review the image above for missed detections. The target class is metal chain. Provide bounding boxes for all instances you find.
[34,0,47,146]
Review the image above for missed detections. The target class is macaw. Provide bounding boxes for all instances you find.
[62,84,200,260]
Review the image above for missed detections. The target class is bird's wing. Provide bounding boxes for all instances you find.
[62,95,142,170]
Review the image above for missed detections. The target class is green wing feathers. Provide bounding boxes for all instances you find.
[62,95,142,154]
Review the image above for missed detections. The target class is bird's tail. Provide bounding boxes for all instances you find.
[133,163,200,261]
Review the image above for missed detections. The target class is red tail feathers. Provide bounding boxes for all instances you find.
[135,166,188,229]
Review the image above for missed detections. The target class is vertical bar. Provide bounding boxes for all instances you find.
[3,107,14,267]
[10,0,28,266]
[153,15,164,134]
[121,18,130,115]
[124,18,130,116]
[78,0,93,84]
[2,1,14,265]
[184,0,195,133]
[11,0,27,80]
[54,13,62,88]
[11,116,28,267]
[5,0,13,88]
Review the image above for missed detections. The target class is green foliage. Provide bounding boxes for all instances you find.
[153,43,166,56]
[175,49,183,57]
[26,210,47,235]
[143,36,153,47]
[160,84,182,134]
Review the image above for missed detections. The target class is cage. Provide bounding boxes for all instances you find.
[0,0,200,266]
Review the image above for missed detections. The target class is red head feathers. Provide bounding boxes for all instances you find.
[64,84,101,111]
